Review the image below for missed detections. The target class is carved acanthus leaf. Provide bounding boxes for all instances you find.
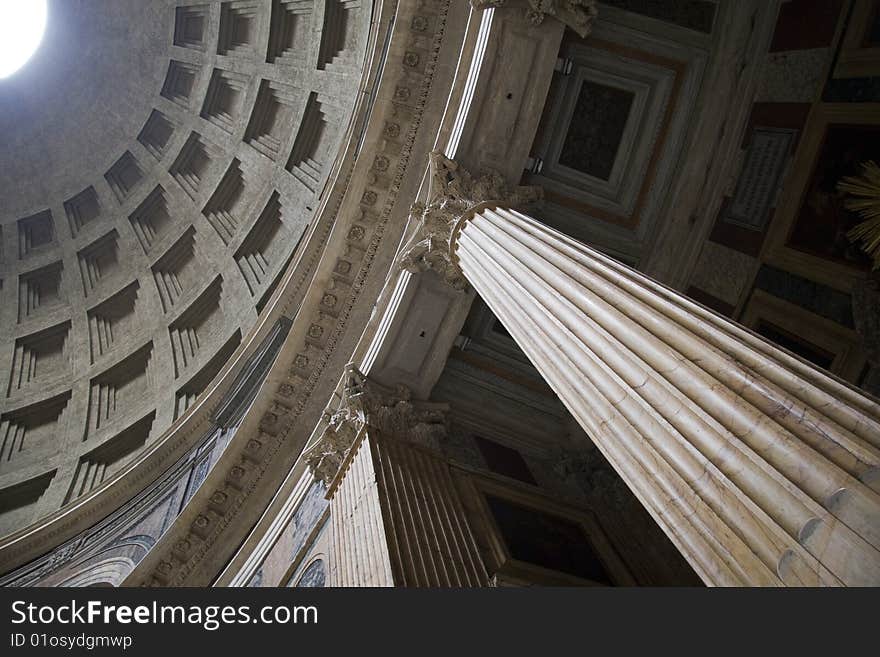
[470,0,598,38]
[305,365,450,485]
[398,151,542,289]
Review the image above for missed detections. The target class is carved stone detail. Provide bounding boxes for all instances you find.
[133,0,454,586]
[470,0,598,38]
[398,152,541,289]
[22,536,90,583]
[305,365,449,486]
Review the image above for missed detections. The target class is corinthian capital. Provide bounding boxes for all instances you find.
[305,364,451,486]
[398,152,542,290]
[470,0,598,38]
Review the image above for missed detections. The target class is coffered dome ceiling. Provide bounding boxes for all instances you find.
[0,0,172,213]
[0,0,367,535]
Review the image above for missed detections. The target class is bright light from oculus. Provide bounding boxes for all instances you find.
[0,0,48,79]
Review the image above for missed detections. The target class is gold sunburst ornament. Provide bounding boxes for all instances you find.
[839,160,880,269]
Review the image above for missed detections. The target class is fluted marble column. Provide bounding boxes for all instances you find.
[402,153,880,586]
[305,366,488,587]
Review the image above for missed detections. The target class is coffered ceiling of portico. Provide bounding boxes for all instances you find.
[523,2,715,265]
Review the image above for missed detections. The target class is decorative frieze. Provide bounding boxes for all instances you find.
[133,0,453,587]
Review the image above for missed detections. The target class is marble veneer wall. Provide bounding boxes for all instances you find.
[0,0,367,537]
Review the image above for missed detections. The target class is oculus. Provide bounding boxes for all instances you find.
[0,0,47,79]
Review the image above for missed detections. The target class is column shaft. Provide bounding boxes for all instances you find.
[329,430,395,587]
[326,428,488,587]
[452,205,880,586]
